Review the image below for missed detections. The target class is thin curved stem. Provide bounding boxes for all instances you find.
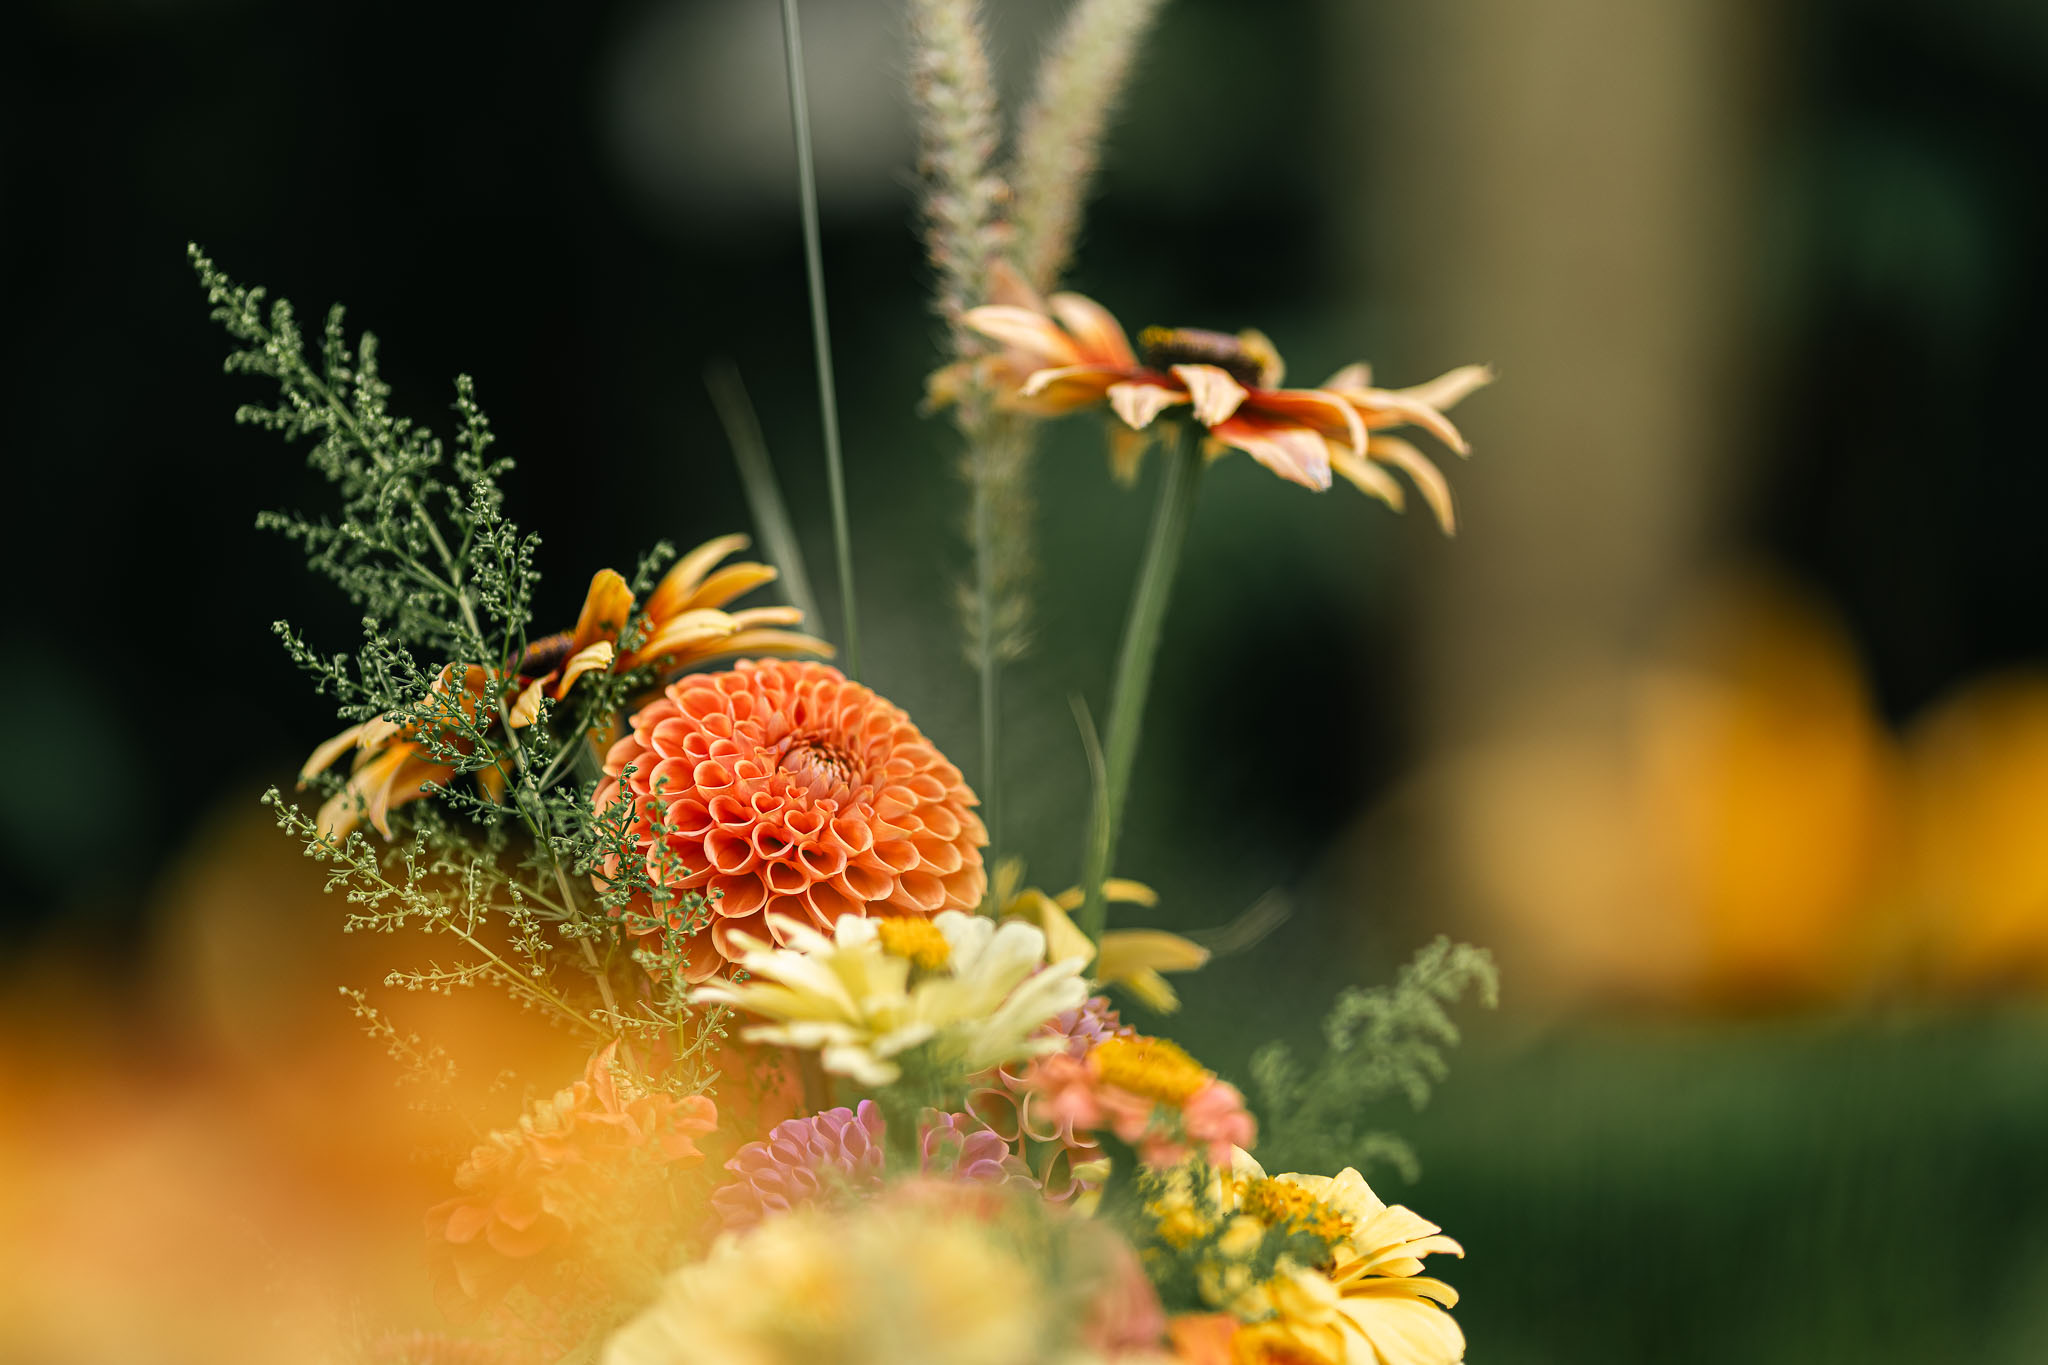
[779,0,860,679]
[973,452,1001,897]
[1078,432,1203,942]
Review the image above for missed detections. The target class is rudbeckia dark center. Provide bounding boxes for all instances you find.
[516,630,577,677]
[1138,325,1276,389]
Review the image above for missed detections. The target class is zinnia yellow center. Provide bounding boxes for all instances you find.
[874,916,952,970]
[1088,1035,1209,1105]
[1237,1178,1354,1245]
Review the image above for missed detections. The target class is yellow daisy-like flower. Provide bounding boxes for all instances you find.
[1230,1156,1467,1365]
[691,910,1090,1088]
[298,534,828,839]
[955,286,1490,530]
[994,861,1211,1012]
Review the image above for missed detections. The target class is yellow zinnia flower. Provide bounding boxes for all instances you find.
[1228,1157,1466,1365]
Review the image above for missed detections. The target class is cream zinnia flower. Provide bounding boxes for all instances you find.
[691,911,1089,1087]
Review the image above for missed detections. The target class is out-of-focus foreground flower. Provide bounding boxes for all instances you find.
[300,535,826,839]
[693,910,1088,1089]
[597,659,988,981]
[1413,572,2048,1006]
[425,1041,717,1316]
[951,278,1488,525]
[603,1182,1163,1365]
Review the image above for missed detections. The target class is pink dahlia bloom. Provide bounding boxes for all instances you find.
[967,995,1134,1202]
[711,1101,1028,1231]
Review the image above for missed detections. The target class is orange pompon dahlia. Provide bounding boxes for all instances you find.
[959,288,1490,530]
[595,659,988,981]
[424,1041,716,1314]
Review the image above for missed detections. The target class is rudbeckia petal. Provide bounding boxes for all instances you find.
[633,608,740,664]
[1369,436,1457,535]
[728,605,805,629]
[1211,415,1333,490]
[647,534,750,623]
[555,640,616,696]
[1048,292,1139,368]
[1108,426,1153,485]
[1020,364,1127,406]
[1254,388,1367,455]
[570,569,635,651]
[704,628,834,660]
[687,561,779,611]
[300,723,368,786]
[1332,449,1408,511]
[962,305,1085,369]
[1107,381,1187,431]
[983,258,1045,312]
[1322,361,1373,391]
[1357,391,1472,454]
[1171,364,1250,428]
[510,679,546,729]
[1390,362,1494,414]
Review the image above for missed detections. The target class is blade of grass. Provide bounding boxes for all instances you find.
[704,362,824,630]
[778,0,859,678]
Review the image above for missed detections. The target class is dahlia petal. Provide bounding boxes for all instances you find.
[1369,435,1457,535]
[1171,364,1249,427]
[1047,291,1139,368]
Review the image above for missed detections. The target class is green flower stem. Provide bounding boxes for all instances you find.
[973,454,1002,897]
[1078,432,1204,943]
[779,0,860,679]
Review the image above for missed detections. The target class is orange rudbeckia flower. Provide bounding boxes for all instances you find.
[300,535,829,839]
[959,289,1490,530]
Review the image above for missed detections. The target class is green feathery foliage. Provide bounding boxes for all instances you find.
[1250,937,1499,1181]
[194,244,727,1099]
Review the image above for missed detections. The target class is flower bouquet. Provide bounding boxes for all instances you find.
[201,2,1498,1361]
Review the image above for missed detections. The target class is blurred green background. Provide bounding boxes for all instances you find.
[6,0,2048,1360]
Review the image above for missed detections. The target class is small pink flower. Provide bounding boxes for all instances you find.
[1182,1080,1257,1168]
